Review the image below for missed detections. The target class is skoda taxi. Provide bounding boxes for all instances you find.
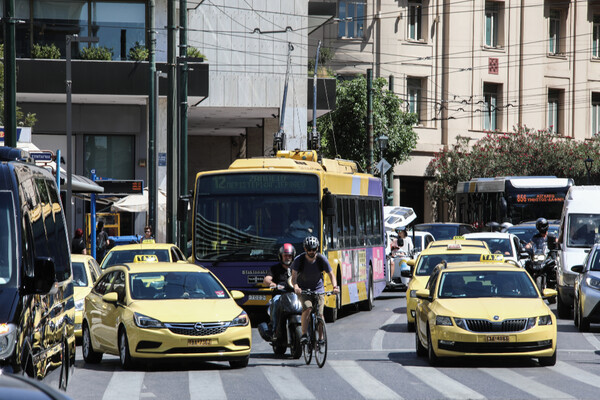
[82,262,251,369]
[415,255,557,366]
[72,254,102,339]
[99,243,187,269]
[403,238,490,331]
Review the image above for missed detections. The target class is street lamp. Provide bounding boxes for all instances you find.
[377,134,390,205]
[377,134,389,156]
[66,34,98,235]
[586,157,593,185]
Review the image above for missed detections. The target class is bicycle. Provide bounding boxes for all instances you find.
[300,289,334,368]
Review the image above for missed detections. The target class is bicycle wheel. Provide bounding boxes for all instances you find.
[314,317,328,368]
[303,315,313,365]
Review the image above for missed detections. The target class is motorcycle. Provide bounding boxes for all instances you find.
[525,234,557,300]
[257,280,303,359]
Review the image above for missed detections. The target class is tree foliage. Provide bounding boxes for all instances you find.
[0,45,37,128]
[426,126,600,220]
[317,76,418,171]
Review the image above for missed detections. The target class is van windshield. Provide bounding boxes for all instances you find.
[0,191,17,287]
[567,214,600,248]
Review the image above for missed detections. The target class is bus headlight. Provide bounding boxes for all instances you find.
[0,323,17,360]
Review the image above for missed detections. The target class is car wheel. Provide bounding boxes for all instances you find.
[415,322,426,357]
[119,329,135,370]
[538,350,557,366]
[229,357,249,369]
[557,290,571,319]
[407,321,415,332]
[427,326,440,366]
[578,301,590,332]
[82,323,102,364]
[574,297,579,328]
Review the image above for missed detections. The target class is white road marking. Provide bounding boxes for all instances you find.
[101,371,144,400]
[403,366,486,400]
[261,365,315,400]
[583,332,600,351]
[480,368,574,399]
[330,360,403,400]
[552,361,600,389]
[371,314,400,351]
[189,371,227,400]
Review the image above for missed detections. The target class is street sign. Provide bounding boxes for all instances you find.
[376,159,391,175]
[30,151,53,162]
[97,180,143,195]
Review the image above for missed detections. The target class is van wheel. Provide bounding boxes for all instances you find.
[557,291,571,319]
[82,323,102,364]
[58,342,69,390]
[119,329,135,370]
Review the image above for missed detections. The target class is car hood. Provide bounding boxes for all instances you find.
[436,298,551,319]
[129,299,243,323]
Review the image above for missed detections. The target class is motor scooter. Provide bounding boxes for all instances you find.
[525,234,557,300]
[257,280,303,359]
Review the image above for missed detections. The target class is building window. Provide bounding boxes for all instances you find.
[407,77,426,124]
[408,1,422,41]
[548,9,562,55]
[483,83,501,131]
[594,16,600,59]
[593,93,600,137]
[485,2,498,47]
[84,135,135,180]
[338,1,365,38]
[548,89,563,134]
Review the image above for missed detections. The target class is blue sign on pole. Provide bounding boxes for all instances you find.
[158,153,167,166]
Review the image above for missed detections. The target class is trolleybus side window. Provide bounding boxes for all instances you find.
[358,199,367,246]
[336,197,344,248]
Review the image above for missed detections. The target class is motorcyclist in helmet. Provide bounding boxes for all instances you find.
[525,217,552,252]
[262,243,296,339]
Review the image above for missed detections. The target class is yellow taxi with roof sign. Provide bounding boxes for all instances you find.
[415,260,557,366]
[82,262,251,369]
[100,243,187,269]
[402,239,491,331]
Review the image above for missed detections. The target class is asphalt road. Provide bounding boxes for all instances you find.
[65,291,600,400]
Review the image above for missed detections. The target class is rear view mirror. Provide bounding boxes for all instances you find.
[322,189,335,217]
[177,197,190,222]
[547,234,557,251]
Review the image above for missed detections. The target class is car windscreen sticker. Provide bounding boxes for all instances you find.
[215,290,225,297]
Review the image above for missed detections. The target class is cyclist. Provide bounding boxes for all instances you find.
[262,243,296,339]
[291,236,339,344]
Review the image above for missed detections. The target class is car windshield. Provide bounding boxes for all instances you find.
[588,248,600,271]
[438,270,538,298]
[101,249,170,268]
[475,238,512,257]
[415,253,483,276]
[72,262,88,287]
[506,225,559,242]
[566,214,600,248]
[0,191,17,288]
[130,271,229,300]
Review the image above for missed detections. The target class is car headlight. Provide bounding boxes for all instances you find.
[585,276,600,290]
[435,316,453,326]
[453,318,468,330]
[0,323,17,360]
[75,298,84,311]
[230,311,249,327]
[133,312,165,329]
[534,255,545,262]
[538,315,553,326]
[525,317,537,330]
[410,290,417,298]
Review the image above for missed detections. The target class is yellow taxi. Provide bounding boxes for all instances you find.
[414,256,557,366]
[72,254,102,339]
[99,243,187,269]
[81,262,251,369]
[403,239,490,331]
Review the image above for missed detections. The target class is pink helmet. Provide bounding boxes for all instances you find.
[278,243,296,265]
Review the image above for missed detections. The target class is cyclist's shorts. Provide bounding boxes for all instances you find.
[299,293,325,317]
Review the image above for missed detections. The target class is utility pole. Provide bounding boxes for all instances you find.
[367,68,374,174]
[167,0,178,243]
[148,0,157,235]
[3,0,17,148]
[178,0,189,252]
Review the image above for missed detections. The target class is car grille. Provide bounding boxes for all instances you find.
[165,322,229,336]
[463,318,527,332]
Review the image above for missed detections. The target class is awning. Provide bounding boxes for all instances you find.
[59,174,104,194]
[111,188,166,213]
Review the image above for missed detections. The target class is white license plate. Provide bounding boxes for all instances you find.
[486,335,509,342]
[248,295,267,301]
[188,339,213,346]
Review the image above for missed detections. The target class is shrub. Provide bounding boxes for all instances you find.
[128,42,148,61]
[31,43,61,59]
[79,46,112,61]
[186,46,205,60]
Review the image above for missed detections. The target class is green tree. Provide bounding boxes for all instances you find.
[317,76,418,171]
[0,45,37,128]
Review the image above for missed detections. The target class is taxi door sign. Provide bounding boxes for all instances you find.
[480,254,504,262]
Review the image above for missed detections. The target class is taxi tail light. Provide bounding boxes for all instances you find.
[134,312,165,329]
[538,315,553,326]
[230,311,249,327]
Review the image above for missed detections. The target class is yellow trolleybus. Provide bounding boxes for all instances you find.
[191,150,386,321]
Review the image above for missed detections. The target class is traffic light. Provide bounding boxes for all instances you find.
[385,186,394,206]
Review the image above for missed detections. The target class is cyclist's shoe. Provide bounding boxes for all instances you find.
[317,339,325,347]
[300,334,308,344]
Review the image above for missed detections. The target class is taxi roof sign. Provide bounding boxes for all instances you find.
[447,243,462,250]
[133,254,159,263]
[480,253,504,263]
[453,236,465,240]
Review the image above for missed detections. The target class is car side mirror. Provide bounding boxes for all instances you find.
[322,189,335,217]
[547,234,557,251]
[519,251,530,260]
[571,265,584,274]
[230,290,245,300]
[177,197,190,222]
[102,292,119,303]
[542,288,557,299]
[415,289,431,301]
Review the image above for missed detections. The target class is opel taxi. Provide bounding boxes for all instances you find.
[82,262,251,369]
[414,256,557,366]
[403,238,490,331]
[99,243,187,269]
[72,254,102,339]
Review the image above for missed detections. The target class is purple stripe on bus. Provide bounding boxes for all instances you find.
[368,177,383,197]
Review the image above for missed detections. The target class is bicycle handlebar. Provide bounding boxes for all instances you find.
[300,290,335,296]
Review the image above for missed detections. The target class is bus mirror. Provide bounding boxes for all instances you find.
[322,190,335,217]
[177,197,190,221]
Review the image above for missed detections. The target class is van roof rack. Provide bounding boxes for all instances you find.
[0,147,34,163]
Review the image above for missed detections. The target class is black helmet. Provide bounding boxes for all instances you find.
[536,218,549,234]
[303,236,319,251]
[278,243,296,265]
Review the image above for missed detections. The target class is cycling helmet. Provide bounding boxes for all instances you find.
[303,236,319,251]
[278,243,296,265]
[536,217,549,234]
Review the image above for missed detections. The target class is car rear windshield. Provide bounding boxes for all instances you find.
[72,262,88,287]
[102,249,170,268]
[416,253,482,276]
[129,271,229,300]
[438,270,538,298]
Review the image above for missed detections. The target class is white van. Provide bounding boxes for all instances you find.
[556,186,600,318]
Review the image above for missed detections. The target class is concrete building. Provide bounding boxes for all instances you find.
[309,0,600,222]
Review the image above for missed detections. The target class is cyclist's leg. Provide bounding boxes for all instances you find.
[299,293,312,338]
[317,293,325,340]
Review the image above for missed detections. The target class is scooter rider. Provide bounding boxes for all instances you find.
[526,217,551,252]
[262,243,296,339]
